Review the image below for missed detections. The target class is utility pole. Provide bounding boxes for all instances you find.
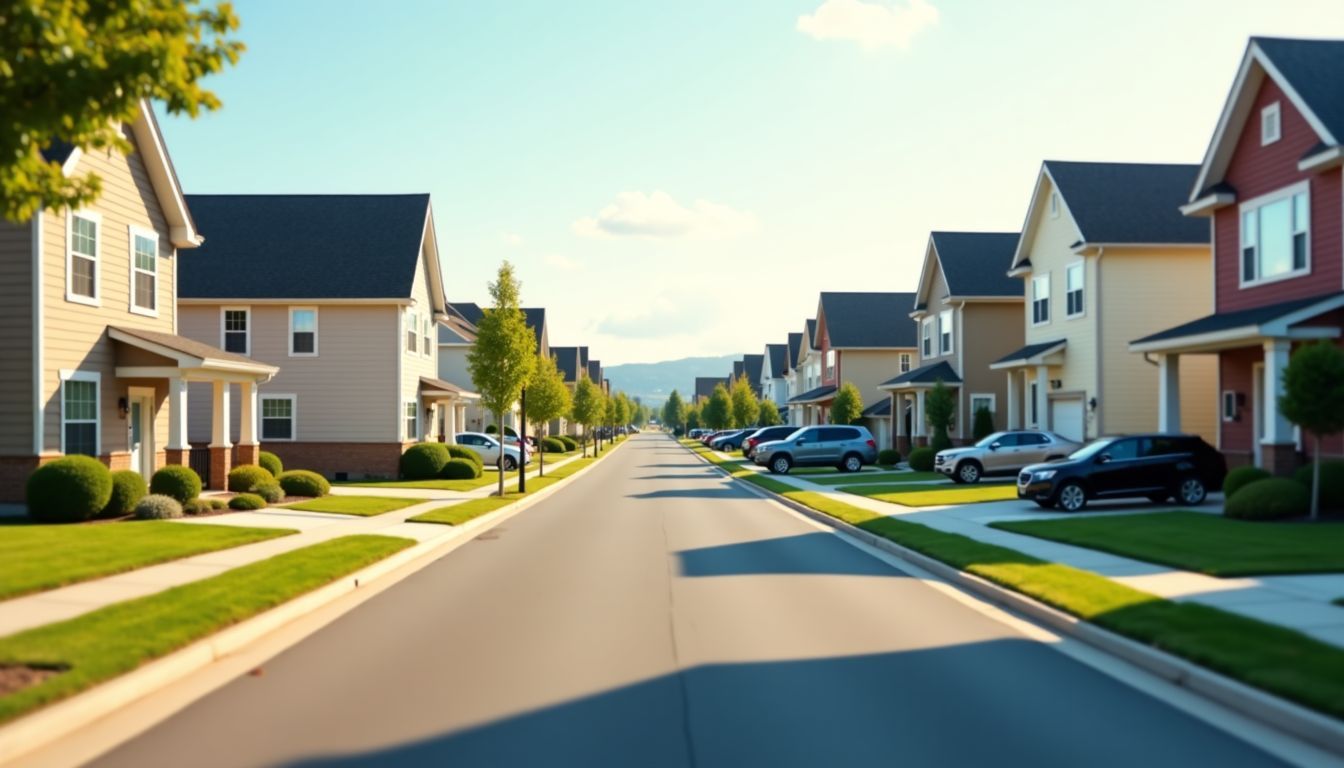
[518,388,527,493]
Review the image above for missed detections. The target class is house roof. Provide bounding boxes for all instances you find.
[1254,37,1344,147]
[694,376,722,401]
[786,333,804,371]
[551,347,580,382]
[523,307,546,352]
[40,141,76,166]
[862,399,892,418]
[108,326,276,376]
[806,319,818,350]
[927,232,1021,298]
[765,344,787,378]
[587,360,602,382]
[1043,161,1208,245]
[732,360,746,381]
[742,354,764,396]
[1131,291,1344,349]
[818,293,918,349]
[991,340,1067,368]
[880,360,962,388]
[437,320,475,345]
[788,384,837,404]
[450,302,484,326]
[419,376,478,400]
[181,194,435,301]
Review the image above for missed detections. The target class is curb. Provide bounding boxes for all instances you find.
[0,439,625,767]
[682,441,1344,757]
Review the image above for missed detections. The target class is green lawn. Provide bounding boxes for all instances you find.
[839,482,1018,507]
[804,471,948,485]
[992,512,1344,577]
[411,458,596,526]
[285,496,425,517]
[337,470,520,491]
[0,522,294,601]
[0,534,413,724]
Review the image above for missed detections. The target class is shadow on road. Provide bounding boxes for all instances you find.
[676,532,902,578]
[627,486,753,501]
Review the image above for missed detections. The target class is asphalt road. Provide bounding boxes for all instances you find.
[94,435,1286,767]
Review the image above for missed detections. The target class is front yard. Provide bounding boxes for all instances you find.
[337,470,521,492]
[838,482,1018,507]
[285,496,425,517]
[410,458,596,526]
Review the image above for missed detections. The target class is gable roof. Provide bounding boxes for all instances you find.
[449,302,484,326]
[1048,161,1207,245]
[786,333,804,371]
[523,307,547,353]
[182,194,441,306]
[742,354,764,395]
[764,344,787,378]
[805,319,819,350]
[924,232,1021,300]
[880,360,962,388]
[550,346,580,382]
[817,293,918,349]
[587,360,602,383]
[694,376,722,401]
[732,359,746,381]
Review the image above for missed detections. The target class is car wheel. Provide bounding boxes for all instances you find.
[503,456,518,471]
[1177,476,1207,506]
[771,455,792,475]
[842,454,863,473]
[957,461,982,484]
[1056,481,1087,512]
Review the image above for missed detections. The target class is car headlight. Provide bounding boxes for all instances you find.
[1033,469,1057,480]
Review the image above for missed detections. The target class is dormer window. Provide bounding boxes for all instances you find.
[1261,102,1281,146]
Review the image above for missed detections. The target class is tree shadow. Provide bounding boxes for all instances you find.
[628,487,753,501]
[676,532,903,577]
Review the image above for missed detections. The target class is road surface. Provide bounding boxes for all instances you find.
[94,435,1287,767]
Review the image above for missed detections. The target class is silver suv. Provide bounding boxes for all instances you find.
[754,425,878,474]
[935,430,1080,484]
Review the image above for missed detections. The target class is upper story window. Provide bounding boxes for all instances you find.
[825,349,836,380]
[899,353,911,373]
[1048,192,1060,218]
[939,309,953,355]
[406,309,419,353]
[290,307,318,356]
[1241,184,1309,286]
[1261,102,1281,145]
[67,213,100,305]
[921,317,933,357]
[222,308,250,355]
[1065,262,1084,318]
[1031,275,1050,325]
[129,227,158,315]
[422,317,432,356]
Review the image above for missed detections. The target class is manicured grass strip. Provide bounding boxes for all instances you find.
[336,471,520,491]
[805,471,948,485]
[839,483,1018,507]
[679,438,1344,719]
[0,522,294,601]
[993,512,1344,577]
[285,496,425,517]
[0,534,413,724]
[410,458,598,526]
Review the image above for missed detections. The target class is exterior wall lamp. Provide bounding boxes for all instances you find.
[1088,397,1098,411]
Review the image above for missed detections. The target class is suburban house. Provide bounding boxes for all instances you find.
[781,331,805,424]
[759,343,789,415]
[0,103,279,500]
[990,161,1218,444]
[741,353,764,398]
[788,319,822,426]
[881,232,1023,451]
[439,303,548,433]
[177,193,461,482]
[548,345,585,436]
[1132,37,1344,473]
[694,376,722,404]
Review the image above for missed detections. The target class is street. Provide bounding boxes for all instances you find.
[94,435,1285,767]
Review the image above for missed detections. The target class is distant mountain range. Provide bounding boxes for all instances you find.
[605,354,739,408]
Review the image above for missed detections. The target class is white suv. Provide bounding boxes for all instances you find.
[454,432,530,470]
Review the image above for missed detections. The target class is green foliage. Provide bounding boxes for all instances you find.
[1223,466,1272,499]
[908,447,936,472]
[228,493,267,511]
[556,435,578,452]
[149,465,201,505]
[1294,461,1344,511]
[703,383,733,430]
[1,1,244,221]
[100,470,147,519]
[1280,342,1344,519]
[26,456,113,523]
[526,353,572,431]
[400,443,450,480]
[258,451,283,477]
[227,465,273,494]
[877,449,902,467]
[829,381,864,425]
[447,444,484,470]
[182,498,211,515]
[542,437,566,453]
[251,482,284,504]
[1224,478,1310,521]
[758,400,782,426]
[134,494,183,520]
[924,380,956,450]
[468,261,537,498]
[571,374,604,444]
[972,406,995,442]
[440,459,480,480]
[729,375,760,428]
[485,424,498,434]
[685,403,702,431]
[276,470,330,498]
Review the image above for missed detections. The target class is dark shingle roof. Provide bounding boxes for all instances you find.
[786,333,804,370]
[881,360,962,387]
[819,293,918,349]
[523,307,546,352]
[789,384,837,404]
[695,377,722,401]
[1132,292,1343,345]
[765,344,787,378]
[862,399,892,417]
[732,360,746,381]
[930,232,1021,297]
[41,141,76,166]
[743,354,764,396]
[587,361,602,384]
[806,319,818,349]
[551,347,580,382]
[992,340,1067,367]
[1044,162,1208,245]
[449,302,484,326]
[1255,37,1344,143]
[180,194,431,299]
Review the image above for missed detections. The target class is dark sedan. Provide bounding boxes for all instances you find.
[1018,434,1226,513]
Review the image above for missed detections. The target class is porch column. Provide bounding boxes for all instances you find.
[208,380,232,490]
[445,400,458,443]
[165,376,189,465]
[1035,365,1050,430]
[1157,354,1181,433]
[235,380,259,466]
[913,389,926,445]
[456,404,467,438]
[1262,339,1297,474]
[1006,372,1020,430]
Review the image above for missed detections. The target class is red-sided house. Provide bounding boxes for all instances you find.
[1131,37,1344,473]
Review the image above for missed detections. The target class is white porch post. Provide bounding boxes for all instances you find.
[1263,339,1293,444]
[167,377,189,450]
[446,400,458,444]
[238,380,258,447]
[1035,365,1050,431]
[210,380,231,448]
[1158,354,1181,433]
[1006,372,1020,430]
[914,390,926,439]
[456,404,467,438]
[892,393,904,443]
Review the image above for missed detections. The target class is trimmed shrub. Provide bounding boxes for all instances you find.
[182,498,212,515]
[26,456,114,523]
[229,493,268,511]
[100,470,147,519]
[401,443,450,480]
[542,437,566,454]
[972,407,996,442]
[908,447,935,472]
[447,445,484,470]
[1223,466,1271,500]
[258,451,284,477]
[208,498,228,510]
[277,470,329,498]
[1224,478,1310,521]
[440,459,480,480]
[228,465,273,494]
[930,430,953,453]
[252,482,284,503]
[1294,460,1344,510]
[150,465,202,505]
[877,449,901,467]
[485,424,498,434]
[134,494,183,520]
[557,435,578,452]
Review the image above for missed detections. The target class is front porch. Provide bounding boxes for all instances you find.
[787,385,836,427]
[989,339,1069,437]
[880,360,961,453]
[420,376,480,444]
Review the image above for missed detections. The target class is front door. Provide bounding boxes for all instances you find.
[127,390,154,480]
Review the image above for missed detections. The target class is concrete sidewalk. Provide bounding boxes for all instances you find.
[711,448,1344,648]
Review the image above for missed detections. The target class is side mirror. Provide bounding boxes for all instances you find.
[989,442,1001,451]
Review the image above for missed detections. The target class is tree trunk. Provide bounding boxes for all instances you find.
[1312,435,1322,522]
[539,427,546,477]
[495,410,504,498]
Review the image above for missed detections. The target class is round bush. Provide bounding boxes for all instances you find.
[229,493,267,511]
[447,445,484,470]
[208,498,228,510]
[1223,466,1271,499]
[150,465,201,505]
[277,469,329,497]
[182,498,212,515]
[485,424,498,434]
[542,437,566,454]
[228,465,273,493]
[440,458,480,480]
[100,470,147,519]
[1294,460,1344,510]
[401,443,450,480]
[26,456,114,523]
[258,451,284,477]
[908,447,935,472]
[1224,478,1310,520]
[252,482,284,503]
[134,494,183,520]
[877,449,901,467]
[557,435,578,452]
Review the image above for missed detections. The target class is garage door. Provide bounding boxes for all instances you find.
[1050,398,1085,442]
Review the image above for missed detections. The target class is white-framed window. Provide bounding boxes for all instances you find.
[60,370,100,456]
[406,309,418,353]
[971,394,995,415]
[1028,381,1039,426]
[289,307,318,356]
[261,395,297,441]
[899,353,911,373]
[1031,275,1050,325]
[422,316,432,356]
[404,401,419,440]
[66,211,101,305]
[825,349,836,381]
[1240,183,1309,286]
[1049,192,1060,218]
[1221,390,1237,422]
[128,226,158,316]
[221,307,250,355]
[921,317,934,357]
[939,309,953,355]
[1261,102,1281,145]
[1065,262,1084,318]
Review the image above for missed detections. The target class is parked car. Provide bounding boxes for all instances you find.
[688,428,712,439]
[701,430,730,445]
[743,426,801,459]
[710,429,752,451]
[1017,434,1226,513]
[935,430,1080,484]
[754,425,878,474]
[454,432,531,471]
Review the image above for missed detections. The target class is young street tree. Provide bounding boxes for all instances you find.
[524,353,572,477]
[2,1,245,221]
[1279,341,1344,521]
[466,262,537,496]
[685,403,702,431]
[758,400,782,427]
[662,390,686,433]
[829,381,864,426]
[571,374,602,457]
[730,374,760,429]
[703,383,734,430]
[925,379,956,452]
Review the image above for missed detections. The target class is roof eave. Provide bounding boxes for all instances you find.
[1298,145,1344,173]
[1180,193,1235,217]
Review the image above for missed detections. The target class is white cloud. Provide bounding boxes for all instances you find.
[573,190,757,240]
[500,232,523,246]
[797,0,938,51]
[543,252,580,271]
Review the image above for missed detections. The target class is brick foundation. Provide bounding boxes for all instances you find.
[104,452,132,471]
[896,436,912,454]
[263,442,406,480]
[234,443,260,467]
[1262,443,1301,477]
[0,456,42,503]
[208,446,232,491]
[165,448,188,466]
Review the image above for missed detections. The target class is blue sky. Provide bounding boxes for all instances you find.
[159,0,1344,365]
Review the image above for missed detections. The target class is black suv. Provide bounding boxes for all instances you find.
[1018,434,1226,512]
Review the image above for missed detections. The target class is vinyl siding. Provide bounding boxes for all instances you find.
[838,349,917,408]
[0,221,33,454]
[960,302,1024,435]
[401,243,439,441]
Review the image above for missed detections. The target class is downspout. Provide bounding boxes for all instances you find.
[1093,246,1104,437]
[32,211,44,455]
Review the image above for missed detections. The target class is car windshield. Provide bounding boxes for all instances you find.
[1068,438,1114,461]
[974,431,1008,448]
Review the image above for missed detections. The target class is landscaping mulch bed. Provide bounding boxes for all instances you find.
[0,664,64,697]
